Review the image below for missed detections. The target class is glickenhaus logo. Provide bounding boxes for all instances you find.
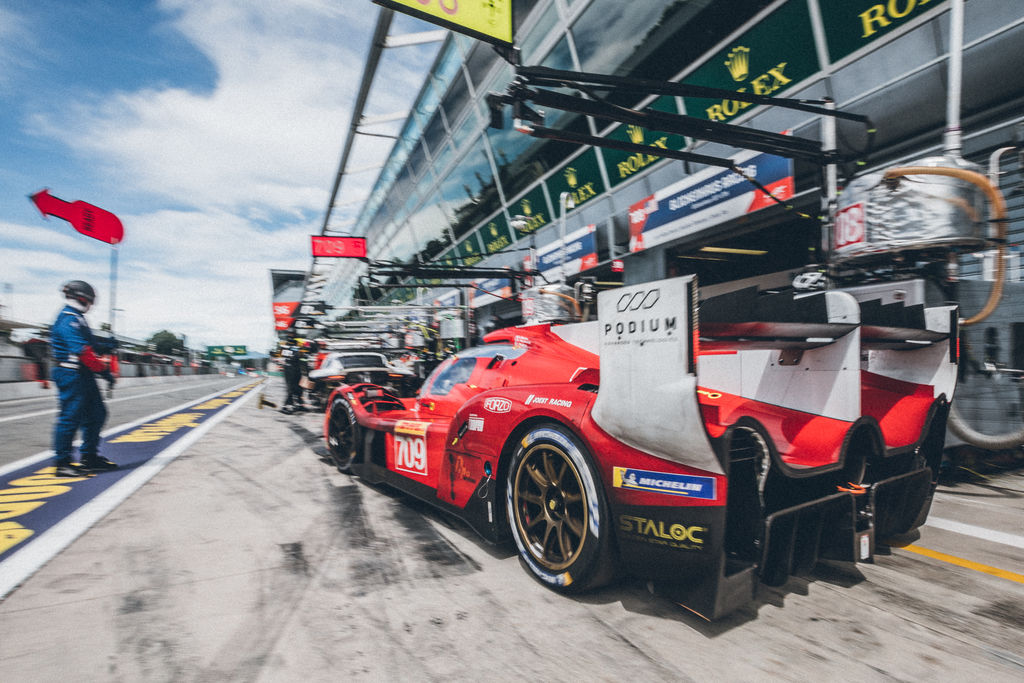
[616,288,660,312]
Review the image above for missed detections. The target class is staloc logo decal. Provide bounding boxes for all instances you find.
[618,514,707,551]
[612,467,716,500]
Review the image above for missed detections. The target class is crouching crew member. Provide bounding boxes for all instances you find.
[50,280,118,477]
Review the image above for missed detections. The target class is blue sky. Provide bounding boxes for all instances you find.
[0,0,437,351]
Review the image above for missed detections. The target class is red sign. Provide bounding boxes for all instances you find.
[833,203,866,250]
[311,235,367,258]
[273,301,299,331]
[30,189,124,245]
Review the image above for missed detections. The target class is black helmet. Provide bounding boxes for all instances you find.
[62,280,96,305]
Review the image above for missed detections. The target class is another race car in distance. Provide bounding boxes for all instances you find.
[323,275,957,619]
[307,350,420,408]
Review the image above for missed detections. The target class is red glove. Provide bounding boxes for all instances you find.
[80,347,108,372]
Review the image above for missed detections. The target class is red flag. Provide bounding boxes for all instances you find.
[30,189,124,245]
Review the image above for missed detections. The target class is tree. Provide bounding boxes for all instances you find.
[147,329,183,355]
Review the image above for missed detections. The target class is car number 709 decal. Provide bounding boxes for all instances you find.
[392,434,428,476]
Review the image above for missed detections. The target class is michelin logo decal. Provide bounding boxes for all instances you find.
[613,467,716,500]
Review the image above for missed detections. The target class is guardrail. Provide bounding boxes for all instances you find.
[0,354,216,383]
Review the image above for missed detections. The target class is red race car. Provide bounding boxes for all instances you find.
[323,275,957,618]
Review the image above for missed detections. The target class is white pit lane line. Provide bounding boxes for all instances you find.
[0,380,260,599]
[0,377,240,425]
[924,516,1024,550]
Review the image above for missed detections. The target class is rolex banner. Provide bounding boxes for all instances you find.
[628,151,793,253]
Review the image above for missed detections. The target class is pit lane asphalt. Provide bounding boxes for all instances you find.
[0,377,1022,681]
[0,375,252,469]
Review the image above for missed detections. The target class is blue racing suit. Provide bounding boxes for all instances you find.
[50,304,113,465]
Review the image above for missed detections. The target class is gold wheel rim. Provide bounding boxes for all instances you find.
[512,442,588,571]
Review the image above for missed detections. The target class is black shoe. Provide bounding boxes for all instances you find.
[82,457,118,472]
[54,463,85,477]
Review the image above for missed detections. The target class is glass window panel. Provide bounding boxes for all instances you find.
[571,0,676,75]
[391,166,414,204]
[441,68,472,127]
[406,140,427,180]
[432,139,454,176]
[537,36,576,128]
[577,1,768,107]
[513,0,543,32]
[487,113,589,200]
[410,201,453,262]
[373,220,396,260]
[400,186,422,225]
[422,110,449,158]
[439,136,499,239]
[452,110,482,150]
[390,176,417,227]
[386,224,420,265]
[541,34,574,70]
[481,62,513,101]
[518,3,558,64]
[465,40,499,88]
[454,33,474,54]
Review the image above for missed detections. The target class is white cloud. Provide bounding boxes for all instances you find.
[4,1,441,353]
[29,1,377,215]
[0,6,30,92]
[0,209,312,351]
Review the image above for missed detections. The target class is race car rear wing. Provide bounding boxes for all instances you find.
[699,286,859,351]
[591,275,724,475]
[591,276,958,472]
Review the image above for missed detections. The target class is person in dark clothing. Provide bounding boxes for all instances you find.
[23,336,50,389]
[50,280,117,477]
[279,336,306,413]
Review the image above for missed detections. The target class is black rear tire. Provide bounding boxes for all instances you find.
[505,424,615,592]
[326,397,360,474]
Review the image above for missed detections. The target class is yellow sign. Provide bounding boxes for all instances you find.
[395,420,432,437]
[375,0,513,46]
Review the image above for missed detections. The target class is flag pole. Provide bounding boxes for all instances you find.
[108,243,119,398]
[109,243,118,334]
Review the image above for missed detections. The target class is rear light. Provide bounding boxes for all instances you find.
[688,278,699,374]
[950,309,960,364]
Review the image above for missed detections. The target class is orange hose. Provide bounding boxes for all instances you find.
[882,166,1007,325]
[538,287,583,319]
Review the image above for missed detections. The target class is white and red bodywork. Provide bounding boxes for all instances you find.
[324,275,957,618]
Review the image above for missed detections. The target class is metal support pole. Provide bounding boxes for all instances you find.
[108,244,119,398]
[822,98,838,260]
[559,192,575,282]
[109,244,119,334]
[944,0,965,155]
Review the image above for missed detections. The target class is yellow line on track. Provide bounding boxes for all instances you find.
[902,544,1024,584]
